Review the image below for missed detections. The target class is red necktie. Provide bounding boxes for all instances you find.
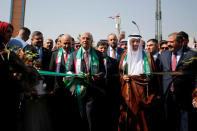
[172,53,177,71]
[171,53,177,92]
[84,51,89,71]
[64,52,68,64]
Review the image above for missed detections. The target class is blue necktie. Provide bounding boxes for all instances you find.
[38,47,42,61]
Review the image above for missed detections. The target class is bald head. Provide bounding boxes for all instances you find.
[60,34,72,51]
[107,33,118,48]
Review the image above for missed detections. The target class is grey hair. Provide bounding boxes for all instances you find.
[168,32,178,37]
[81,32,93,41]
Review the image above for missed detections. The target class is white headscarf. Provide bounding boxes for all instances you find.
[127,35,144,75]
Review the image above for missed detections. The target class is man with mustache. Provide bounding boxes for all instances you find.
[157,32,197,131]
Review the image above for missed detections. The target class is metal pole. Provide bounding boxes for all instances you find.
[116,16,121,36]
[155,0,158,42]
[155,0,162,43]
[159,0,162,42]
[132,21,141,35]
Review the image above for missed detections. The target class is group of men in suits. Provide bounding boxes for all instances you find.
[15,29,197,131]
[48,32,123,131]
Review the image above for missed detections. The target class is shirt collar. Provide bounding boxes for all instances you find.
[82,47,91,54]
[110,46,117,51]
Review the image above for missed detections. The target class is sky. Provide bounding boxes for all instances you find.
[0,0,197,45]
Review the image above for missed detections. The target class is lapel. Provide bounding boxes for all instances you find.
[81,59,88,73]
[166,51,172,71]
[176,48,188,70]
[61,51,65,65]
[116,47,120,59]
[106,57,110,73]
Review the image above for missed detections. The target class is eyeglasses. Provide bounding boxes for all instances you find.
[81,37,91,41]
[63,42,71,45]
[161,47,168,50]
[110,39,117,41]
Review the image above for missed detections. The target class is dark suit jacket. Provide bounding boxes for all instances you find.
[23,44,52,71]
[157,47,197,109]
[105,56,120,121]
[68,47,106,97]
[49,49,71,92]
[107,46,124,62]
[49,50,68,73]
[105,56,120,92]
[24,45,52,91]
[68,48,105,76]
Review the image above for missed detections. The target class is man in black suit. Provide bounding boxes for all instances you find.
[157,32,197,131]
[24,31,52,71]
[68,32,106,131]
[49,34,75,131]
[49,34,74,87]
[107,33,124,62]
[22,31,54,131]
[96,40,120,131]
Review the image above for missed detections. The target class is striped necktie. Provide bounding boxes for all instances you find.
[171,52,177,92]
[84,51,89,71]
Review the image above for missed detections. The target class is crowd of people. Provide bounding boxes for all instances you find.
[1,20,197,131]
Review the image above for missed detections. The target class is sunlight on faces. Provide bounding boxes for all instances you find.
[129,38,140,51]
[147,41,157,53]
[80,33,93,50]
[97,45,108,57]
[167,35,182,53]
[61,35,72,51]
[108,34,118,48]
[44,39,53,50]
[31,34,43,47]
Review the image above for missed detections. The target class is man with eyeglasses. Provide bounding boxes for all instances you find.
[22,31,53,131]
[24,31,52,70]
[68,32,106,131]
[107,33,124,62]
[159,40,168,53]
